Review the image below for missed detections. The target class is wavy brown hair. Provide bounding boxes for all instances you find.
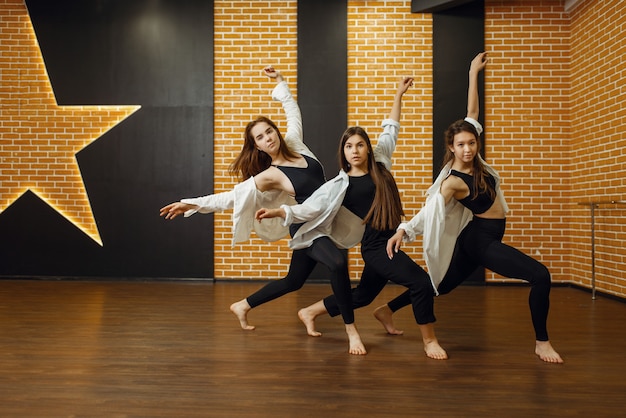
[339,126,404,231]
[442,119,495,201]
[228,116,299,180]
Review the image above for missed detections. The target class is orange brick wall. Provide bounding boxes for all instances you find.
[483,0,625,297]
[213,1,299,280]
[568,0,626,297]
[483,0,571,285]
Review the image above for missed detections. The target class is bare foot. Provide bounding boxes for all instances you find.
[345,324,367,355]
[535,341,563,363]
[424,339,448,360]
[230,299,255,330]
[373,305,404,335]
[417,323,447,359]
[298,307,322,337]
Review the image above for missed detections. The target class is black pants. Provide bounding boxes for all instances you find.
[323,243,435,325]
[387,217,552,341]
[246,236,355,324]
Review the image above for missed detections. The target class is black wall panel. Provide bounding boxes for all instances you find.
[412,0,476,13]
[297,0,348,177]
[432,0,485,282]
[25,0,213,107]
[432,0,485,177]
[0,0,215,278]
[297,0,348,281]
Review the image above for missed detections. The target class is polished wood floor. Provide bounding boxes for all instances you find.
[0,279,624,417]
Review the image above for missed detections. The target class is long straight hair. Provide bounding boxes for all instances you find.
[339,127,404,230]
[442,119,495,200]
[229,116,299,180]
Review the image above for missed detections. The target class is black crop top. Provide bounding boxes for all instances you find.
[450,169,496,215]
[275,154,325,237]
[342,172,396,249]
[274,154,325,204]
[343,173,375,219]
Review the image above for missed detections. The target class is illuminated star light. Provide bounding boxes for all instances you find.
[0,0,140,245]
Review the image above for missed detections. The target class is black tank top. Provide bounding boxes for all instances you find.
[275,154,325,236]
[450,169,496,215]
[342,171,395,250]
[343,173,375,219]
[275,154,325,204]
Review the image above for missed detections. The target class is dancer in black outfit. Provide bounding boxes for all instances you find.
[377,52,563,363]
[161,67,363,354]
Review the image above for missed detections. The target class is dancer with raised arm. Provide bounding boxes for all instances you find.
[378,52,563,363]
[160,67,365,355]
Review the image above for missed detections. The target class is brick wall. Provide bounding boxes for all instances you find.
[484,0,571,284]
[213,1,299,280]
[483,0,625,297]
[568,0,626,297]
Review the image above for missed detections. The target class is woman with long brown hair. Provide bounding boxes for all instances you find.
[160,67,362,353]
[160,67,323,244]
[377,52,562,363]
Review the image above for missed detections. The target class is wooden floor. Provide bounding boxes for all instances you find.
[0,280,624,417]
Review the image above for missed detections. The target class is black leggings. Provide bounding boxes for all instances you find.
[322,244,435,325]
[387,217,552,341]
[246,236,355,324]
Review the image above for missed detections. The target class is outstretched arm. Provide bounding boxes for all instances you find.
[160,202,198,220]
[255,207,286,221]
[160,183,244,219]
[467,52,488,120]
